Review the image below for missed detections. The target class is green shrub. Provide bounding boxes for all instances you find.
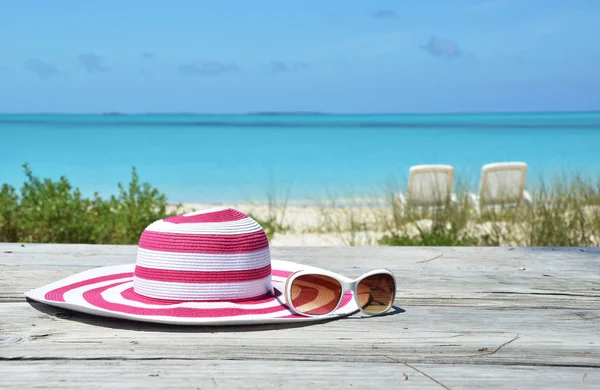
[17,164,95,243]
[91,167,173,244]
[0,184,20,242]
[0,164,175,244]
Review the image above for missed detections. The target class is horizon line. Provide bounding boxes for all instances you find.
[1,109,599,116]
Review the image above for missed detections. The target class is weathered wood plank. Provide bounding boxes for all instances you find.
[2,302,599,367]
[4,244,600,266]
[1,360,598,389]
[2,244,600,389]
[2,245,599,309]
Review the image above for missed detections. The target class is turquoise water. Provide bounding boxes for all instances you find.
[1,112,600,203]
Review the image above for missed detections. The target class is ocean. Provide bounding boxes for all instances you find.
[1,112,600,203]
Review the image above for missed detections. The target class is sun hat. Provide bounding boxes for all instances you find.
[24,207,359,325]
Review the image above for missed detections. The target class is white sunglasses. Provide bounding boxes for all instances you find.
[284,268,397,318]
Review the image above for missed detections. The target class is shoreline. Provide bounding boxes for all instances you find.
[162,169,600,208]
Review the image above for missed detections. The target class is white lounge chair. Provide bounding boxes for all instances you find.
[469,162,533,212]
[399,164,457,209]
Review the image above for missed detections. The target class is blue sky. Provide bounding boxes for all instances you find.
[1,0,599,113]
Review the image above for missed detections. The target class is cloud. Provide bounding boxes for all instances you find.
[178,61,239,76]
[78,53,107,73]
[265,61,309,73]
[420,36,463,58]
[23,58,60,79]
[292,61,309,70]
[141,52,156,59]
[266,61,288,73]
[371,9,398,20]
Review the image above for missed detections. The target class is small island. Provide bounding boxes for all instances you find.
[247,111,324,116]
[101,112,126,116]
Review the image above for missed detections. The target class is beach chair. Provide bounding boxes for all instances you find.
[399,164,457,209]
[469,162,533,212]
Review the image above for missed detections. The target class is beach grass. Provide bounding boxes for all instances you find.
[246,182,292,241]
[301,174,600,247]
[1,164,599,247]
[0,164,178,244]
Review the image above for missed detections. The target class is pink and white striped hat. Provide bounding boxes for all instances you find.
[25,207,358,325]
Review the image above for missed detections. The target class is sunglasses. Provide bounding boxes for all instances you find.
[284,268,396,318]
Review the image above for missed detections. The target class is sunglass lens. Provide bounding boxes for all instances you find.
[357,274,395,314]
[290,274,343,315]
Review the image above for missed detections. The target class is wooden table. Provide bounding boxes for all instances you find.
[1,244,599,389]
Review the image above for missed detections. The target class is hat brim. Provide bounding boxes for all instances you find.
[24,259,359,325]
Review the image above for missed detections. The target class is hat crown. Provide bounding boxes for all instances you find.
[133,207,272,301]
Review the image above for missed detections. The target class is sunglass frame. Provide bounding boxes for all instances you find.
[283,268,397,318]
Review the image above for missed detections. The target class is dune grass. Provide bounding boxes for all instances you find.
[246,182,292,241]
[302,174,600,246]
[1,164,599,246]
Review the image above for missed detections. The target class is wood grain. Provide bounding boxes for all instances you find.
[2,244,599,309]
[2,360,599,389]
[2,302,599,366]
[1,244,600,389]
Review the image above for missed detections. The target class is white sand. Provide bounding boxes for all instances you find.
[167,202,600,247]
[167,202,384,246]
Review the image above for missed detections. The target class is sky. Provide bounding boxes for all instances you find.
[1,0,599,113]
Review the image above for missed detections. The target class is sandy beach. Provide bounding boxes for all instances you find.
[168,199,600,247]
[168,202,385,246]
[168,202,505,247]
